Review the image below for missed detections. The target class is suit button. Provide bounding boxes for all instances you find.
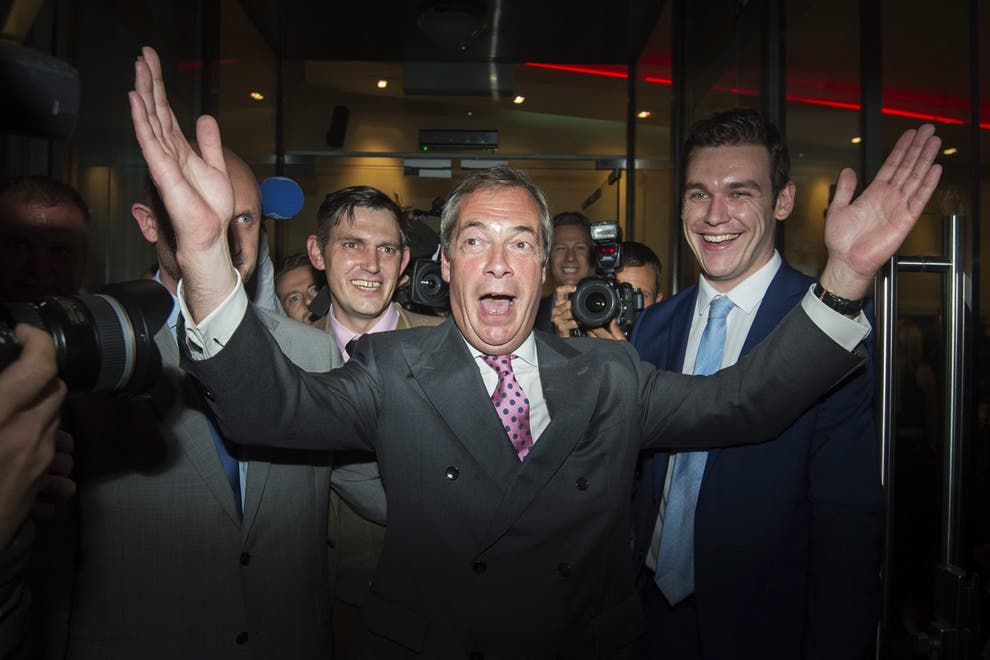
[240,552,251,566]
[557,562,572,577]
[445,466,460,480]
[235,632,248,644]
[472,560,487,574]
[575,477,589,491]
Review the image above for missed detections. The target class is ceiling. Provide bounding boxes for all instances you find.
[238,0,668,64]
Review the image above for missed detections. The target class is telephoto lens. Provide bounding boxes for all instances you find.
[0,279,172,394]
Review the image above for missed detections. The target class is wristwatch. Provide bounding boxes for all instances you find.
[813,282,865,316]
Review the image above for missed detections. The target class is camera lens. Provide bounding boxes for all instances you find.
[571,277,621,329]
[0,279,172,394]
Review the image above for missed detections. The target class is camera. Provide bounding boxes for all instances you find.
[0,279,173,394]
[570,221,644,336]
[394,257,448,310]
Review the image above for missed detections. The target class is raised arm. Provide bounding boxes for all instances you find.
[820,124,942,300]
[128,46,237,322]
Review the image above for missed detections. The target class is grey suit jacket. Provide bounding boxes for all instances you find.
[185,305,863,659]
[45,307,379,660]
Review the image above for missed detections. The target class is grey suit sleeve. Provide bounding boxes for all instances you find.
[182,305,381,454]
[330,459,387,525]
[637,305,866,451]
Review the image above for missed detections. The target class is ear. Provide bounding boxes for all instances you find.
[654,291,664,304]
[774,181,796,221]
[131,203,159,243]
[306,234,326,271]
[400,245,411,276]
[441,249,451,283]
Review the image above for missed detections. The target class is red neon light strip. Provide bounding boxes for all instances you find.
[524,62,988,129]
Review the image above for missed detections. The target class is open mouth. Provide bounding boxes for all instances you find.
[702,233,740,244]
[479,293,515,315]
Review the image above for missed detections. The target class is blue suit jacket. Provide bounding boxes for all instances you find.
[630,263,883,660]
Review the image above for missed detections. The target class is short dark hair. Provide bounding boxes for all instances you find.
[621,241,662,295]
[440,166,553,264]
[0,175,91,225]
[276,252,317,281]
[315,186,406,251]
[683,108,790,199]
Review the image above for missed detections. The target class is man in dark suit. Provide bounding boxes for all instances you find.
[631,109,883,659]
[128,46,941,659]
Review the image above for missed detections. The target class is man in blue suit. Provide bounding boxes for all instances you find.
[631,109,883,659]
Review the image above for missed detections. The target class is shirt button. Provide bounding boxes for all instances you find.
[240,552,251,566]
[472,560,487,574]
[445,466,460,480]
[576,477,589,491]
[235,632,248,644]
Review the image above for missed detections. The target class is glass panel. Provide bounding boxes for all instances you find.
[634,1,673,300]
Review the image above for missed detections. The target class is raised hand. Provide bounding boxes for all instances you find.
[128,46,237,321]
[820,124,942,300]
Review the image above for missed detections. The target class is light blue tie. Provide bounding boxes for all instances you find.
[655,295,734,604]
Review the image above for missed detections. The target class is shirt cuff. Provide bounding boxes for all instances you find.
[800,284,870,352]
[177,270,248,360]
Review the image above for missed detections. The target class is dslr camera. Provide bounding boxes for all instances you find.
[394,256,448,310]
[570,221,644,336]
[0,280,172,394]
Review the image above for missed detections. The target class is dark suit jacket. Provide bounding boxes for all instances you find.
[630,263,883,660]
[38,307,381,660]
[535,293,555,333]
[184,303,864,660]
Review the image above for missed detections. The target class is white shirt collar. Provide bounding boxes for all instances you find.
[695,251,782,317]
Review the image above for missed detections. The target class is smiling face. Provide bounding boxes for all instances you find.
[682,144,794,292]
[549,223,593,287]
[307,206,410,334]
[442,187,546,355]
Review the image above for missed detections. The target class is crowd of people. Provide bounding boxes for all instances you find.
[0,43,945,659]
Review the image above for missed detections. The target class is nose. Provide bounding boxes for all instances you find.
[302,288,316,307]
[705,193,729,226]
[227,227,242,259]
[359,247,381,273]
[485,242,512,278]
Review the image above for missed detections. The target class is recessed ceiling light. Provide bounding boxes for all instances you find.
[637,110,651,119]
[377,79,388,89]
[943,147,958,155]
[850,136,862,144]
[249,91,264,101]
[513,95,525,104]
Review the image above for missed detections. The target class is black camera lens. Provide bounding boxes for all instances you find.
[0,279,172,394]
[571,277,621,329]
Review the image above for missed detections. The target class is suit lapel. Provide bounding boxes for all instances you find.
[479,333,598,551]
[405,320,519,484]
[153,328,243,527]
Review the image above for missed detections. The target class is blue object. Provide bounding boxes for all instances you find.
[260,176,304,219]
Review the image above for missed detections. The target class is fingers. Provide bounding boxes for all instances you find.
[873,127,916,186]
[49,448,74,478]
[143,47,178,147]
[829,168,858,213]
[891,124,938,191]
[0,326,60,419]
[196,115,227,174]
[908,163,943,218]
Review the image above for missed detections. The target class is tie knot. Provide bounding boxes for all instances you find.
[708,296,734,320]
[483,354,517,377]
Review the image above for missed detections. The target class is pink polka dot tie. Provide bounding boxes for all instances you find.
[482,354,533,462]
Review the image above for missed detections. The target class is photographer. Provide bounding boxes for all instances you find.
[0,324,72,660]
[551,239,664,340]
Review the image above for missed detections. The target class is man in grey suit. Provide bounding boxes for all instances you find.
[129,46,942,658]
[35,148,383,660]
